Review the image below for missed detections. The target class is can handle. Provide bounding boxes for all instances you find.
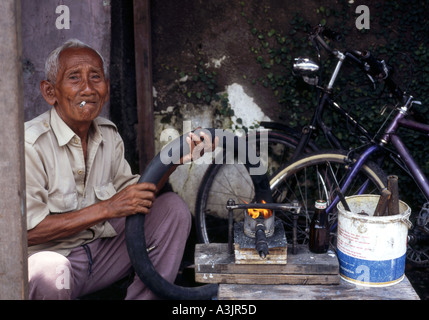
[401,214,413,229]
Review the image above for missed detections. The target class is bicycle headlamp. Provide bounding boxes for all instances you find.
[293,57,320,85]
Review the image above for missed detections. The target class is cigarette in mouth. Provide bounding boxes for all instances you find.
[80,101,86,108]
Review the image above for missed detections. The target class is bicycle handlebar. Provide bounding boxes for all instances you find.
[357,51,405,101]
[356,50,389,79]
[313,34,334,54]
[310,25,337,54]
[310,25,406,102]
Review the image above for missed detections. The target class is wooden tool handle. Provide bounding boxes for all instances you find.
[387,175,400,216]
[373,189,391,217]
[336,187,351,211]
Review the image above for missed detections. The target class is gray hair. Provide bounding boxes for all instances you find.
[44,39,108,83]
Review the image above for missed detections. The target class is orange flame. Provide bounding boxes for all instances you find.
[245,200,273,219]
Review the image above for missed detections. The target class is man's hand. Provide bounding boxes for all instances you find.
[104,182,157,217]
[181,130,219,164]
[27,182,158,246]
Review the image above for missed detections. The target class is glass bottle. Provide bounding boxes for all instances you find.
[309,200,329,253]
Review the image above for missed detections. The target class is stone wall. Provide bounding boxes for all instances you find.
[21,0,111,122]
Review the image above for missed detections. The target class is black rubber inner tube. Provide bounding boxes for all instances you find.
[125,128,273,300]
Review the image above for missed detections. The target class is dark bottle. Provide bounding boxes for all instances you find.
[309,200,329,253]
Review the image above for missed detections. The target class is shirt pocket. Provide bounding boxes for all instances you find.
[93,182,117,201]
[47,191,78,213]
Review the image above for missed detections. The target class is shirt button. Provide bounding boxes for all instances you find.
[77,169,85,175]
[43,122,49,128]
[73,137,80,144]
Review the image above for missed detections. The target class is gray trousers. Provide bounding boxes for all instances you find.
[28,192,191,300]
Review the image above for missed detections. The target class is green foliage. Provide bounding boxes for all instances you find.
[164,59,236,124]
[161,0,429,210]
[240,0,429,210]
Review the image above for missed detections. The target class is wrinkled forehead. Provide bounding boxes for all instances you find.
[58,47,105,76]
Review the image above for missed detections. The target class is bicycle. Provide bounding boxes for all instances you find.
[269,48,429,266]
[195,25,391,245]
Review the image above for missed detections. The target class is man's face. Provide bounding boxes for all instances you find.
[45,47,109,129]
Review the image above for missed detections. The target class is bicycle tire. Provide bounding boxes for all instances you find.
[407,232,429,267]
[195,130,313,244]
[269,149,388,244]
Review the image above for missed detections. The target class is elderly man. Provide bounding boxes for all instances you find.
[25,39,206,299]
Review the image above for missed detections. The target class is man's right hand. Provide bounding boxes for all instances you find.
[27,182,157,246]
[104,182,157,218]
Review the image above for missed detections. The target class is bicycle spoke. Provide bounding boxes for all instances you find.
[195,131,303,243]
[269,150,387,245]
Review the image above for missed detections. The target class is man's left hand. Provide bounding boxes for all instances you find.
[181,129,219,164]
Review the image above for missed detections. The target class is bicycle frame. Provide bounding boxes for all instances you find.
[291,48,373,161]
[328,98,429,214]
[290,26,429,217]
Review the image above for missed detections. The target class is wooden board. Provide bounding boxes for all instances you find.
[218,276,420,300]
[195,243,339,285]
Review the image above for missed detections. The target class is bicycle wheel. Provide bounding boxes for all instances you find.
[269,150,387,244]
[406,203,429,267]
[195,130,309,244]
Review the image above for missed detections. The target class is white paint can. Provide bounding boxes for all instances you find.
[336,195,412,287]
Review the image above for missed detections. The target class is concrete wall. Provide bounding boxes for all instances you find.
[0,0,28,299]
[21,0,111,122]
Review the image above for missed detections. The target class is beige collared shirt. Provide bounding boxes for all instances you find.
[25,108,139,256]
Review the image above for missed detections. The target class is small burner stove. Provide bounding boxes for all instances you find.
[243,203,275,238]
[226,199,300,264]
